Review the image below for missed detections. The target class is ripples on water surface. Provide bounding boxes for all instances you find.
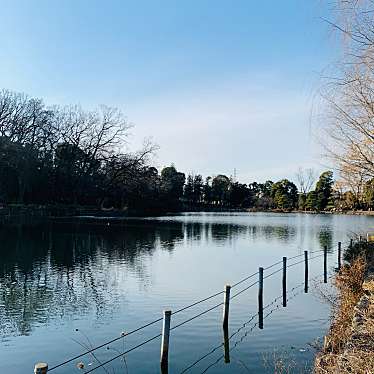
[1,212,374,373]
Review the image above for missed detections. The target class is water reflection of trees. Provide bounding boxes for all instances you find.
[0,222,176,338]
[318,229,333,252]
[248,225,296,242]
[0,219,298,339]
[183,223,295,244]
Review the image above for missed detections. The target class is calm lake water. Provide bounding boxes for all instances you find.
[1,212,374,373]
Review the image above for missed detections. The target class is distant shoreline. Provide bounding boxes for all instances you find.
[1,205,374,224]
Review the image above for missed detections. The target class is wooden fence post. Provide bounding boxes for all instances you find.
[160,310,172,372]
[258,267,264,329]
[282,257,287,307]
[350,238,353,249]
[34,363,48,374]
[338,242,342,271]
[324,246,328,283]
[222,285,231,329]
[304,251,308,293]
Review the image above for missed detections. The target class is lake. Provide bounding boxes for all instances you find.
[1,212,373,373]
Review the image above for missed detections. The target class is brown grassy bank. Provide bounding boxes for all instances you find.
[314,242,374,374]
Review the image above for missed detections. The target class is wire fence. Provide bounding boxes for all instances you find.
[179,273,324,374]
[199,272,337,374]
[44,238,353,373]
[198,287,308,374]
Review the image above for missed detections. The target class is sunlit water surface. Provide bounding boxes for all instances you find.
[1,212,373,373]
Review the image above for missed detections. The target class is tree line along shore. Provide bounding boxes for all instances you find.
[2,88,374,216]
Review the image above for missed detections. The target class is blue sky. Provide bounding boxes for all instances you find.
[0,0,336,183]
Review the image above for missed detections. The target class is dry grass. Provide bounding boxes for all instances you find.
[324,257,366,353]
[316,351,374,374]
[262,349,311,374]
[314,256,373,374]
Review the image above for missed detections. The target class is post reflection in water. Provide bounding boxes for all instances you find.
[0,212,373,374]
[223,324,230,364]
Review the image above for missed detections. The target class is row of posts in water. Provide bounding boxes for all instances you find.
[34,239,352,373]
[162,241,344,373]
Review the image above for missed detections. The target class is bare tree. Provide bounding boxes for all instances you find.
[335,161,367,207]
[0,86,166,208]
[0,90,57,201]
[295,167,316,194]
[320,1,374,184]
[0,89,54,148]
[55,105,131,158]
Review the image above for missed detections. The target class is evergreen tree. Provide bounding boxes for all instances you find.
[184,174,194,202]
[271,179,298,209]
[193,175,204,204]
[305,191,317,211]
[212,175,230,206]
[298,193,307,210]
[230,182,250,207]
[203,177,212,205]
[161,165,186,209]
[315,171,334,210]
[364,179,374,209]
